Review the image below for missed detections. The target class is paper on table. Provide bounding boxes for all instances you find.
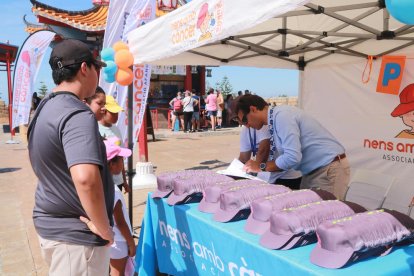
[217,159,266,181]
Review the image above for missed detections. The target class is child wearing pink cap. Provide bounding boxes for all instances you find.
[103,137,135,276]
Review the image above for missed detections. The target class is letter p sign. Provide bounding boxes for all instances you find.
[377,56,406,95]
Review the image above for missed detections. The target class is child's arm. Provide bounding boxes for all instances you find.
[113,200,136,257]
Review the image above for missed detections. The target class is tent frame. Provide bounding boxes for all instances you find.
[186,1,413,71]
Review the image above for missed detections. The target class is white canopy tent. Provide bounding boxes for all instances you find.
[128,0,414,215]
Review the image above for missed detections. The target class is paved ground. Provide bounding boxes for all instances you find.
[0,125,241,275]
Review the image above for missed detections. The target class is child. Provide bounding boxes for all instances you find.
[99,95,130,193]
[84,86,106,121]
[104,137,136,276]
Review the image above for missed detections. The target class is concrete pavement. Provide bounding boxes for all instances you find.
[0,126,241,275]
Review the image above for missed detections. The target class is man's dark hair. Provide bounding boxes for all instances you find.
[84,86,106,104]
[234,94,267,116]
[50,56,95,85]
[238,91,242,96]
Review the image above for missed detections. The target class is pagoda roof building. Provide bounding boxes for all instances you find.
[28,0,108,34]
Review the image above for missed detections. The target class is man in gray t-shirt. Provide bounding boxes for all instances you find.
[28,39,113,275]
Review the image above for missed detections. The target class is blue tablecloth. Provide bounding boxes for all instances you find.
[136,194,414,276]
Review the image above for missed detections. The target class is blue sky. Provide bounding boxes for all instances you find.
[0,0,299,103]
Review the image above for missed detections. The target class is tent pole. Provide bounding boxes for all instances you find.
[127,82,133,226]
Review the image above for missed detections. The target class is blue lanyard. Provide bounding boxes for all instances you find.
[248,128,257,157]
[268,107,276,161]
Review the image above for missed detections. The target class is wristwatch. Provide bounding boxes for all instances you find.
[259,162,267,172]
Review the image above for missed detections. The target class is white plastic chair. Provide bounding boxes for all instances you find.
[344,169,395,210]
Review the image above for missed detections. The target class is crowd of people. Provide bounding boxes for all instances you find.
[27,38,350,276]
[168,88,255,132]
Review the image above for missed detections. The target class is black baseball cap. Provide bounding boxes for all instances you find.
[50,39,106,70]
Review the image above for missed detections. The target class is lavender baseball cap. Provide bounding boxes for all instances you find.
[167,173,232,205]
[310,209,414,269]
[245,189,336,235]
[259,200,366,250]
[213,184,291,222]
[198,179,265,213]
[152,169,210,199]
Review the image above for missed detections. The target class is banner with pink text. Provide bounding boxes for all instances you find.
[99,0,155,146]
[12,30,55,129]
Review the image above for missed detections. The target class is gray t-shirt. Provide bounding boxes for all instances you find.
[28,92,114,246]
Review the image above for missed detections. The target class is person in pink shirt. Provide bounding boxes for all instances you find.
[205,88,218,131]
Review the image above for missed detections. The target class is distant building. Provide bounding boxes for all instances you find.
[266,96,298,107]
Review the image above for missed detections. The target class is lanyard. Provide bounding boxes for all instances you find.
[268,106,277,161]
[248,128,257,157]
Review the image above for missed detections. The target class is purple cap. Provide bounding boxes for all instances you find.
[245,189,336,235]
[152,169,210,198]
[198,179,264,213]
[167,173,232,205]
[259,200,366,250]
[213,184,291,222]
[310,209,414,269]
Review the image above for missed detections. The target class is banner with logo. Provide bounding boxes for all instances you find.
[99,0,155,145]
[302,49,414,214]
[135,195,412,275]
[152,65,186,75]
[128,0,311,64]
[11,30,55,129]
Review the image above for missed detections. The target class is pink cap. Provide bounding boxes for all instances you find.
[103,137,131,161]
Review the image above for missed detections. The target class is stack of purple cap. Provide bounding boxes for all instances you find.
[213,184,291,222]
[167,173,233,205]
[198,179,265,213]
[245,189,336,235]
[259,200,366,250]
[152,169,211,199]
[310,209,414,269]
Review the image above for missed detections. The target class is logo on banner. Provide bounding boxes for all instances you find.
[376,56,406,95]
[171,0,223,45]
[390,83,414,140]
[158,219,263,276]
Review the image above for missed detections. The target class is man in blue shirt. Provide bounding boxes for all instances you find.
[234,94,349,200]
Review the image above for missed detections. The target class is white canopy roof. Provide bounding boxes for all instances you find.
[128,0,414,69]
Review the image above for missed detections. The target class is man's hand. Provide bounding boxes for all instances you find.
[243,160,261,173]
[80,216,114,246]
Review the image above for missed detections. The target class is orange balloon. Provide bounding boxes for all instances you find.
[116,68,133,86]
[114,49,134,69]
[113,41,129,52]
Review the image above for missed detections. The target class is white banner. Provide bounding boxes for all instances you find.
[302,49,414,214]
[99,0,155,146]
[128,0,310,64]
[12,30,55,129]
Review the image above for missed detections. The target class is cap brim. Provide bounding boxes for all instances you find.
[259,230,293,250]
[213,208,239,222]
[94,59,107,67]
[118,148,131,158]
[310,244,354,269]
[244,215,270,235]
[198,199,221,213]
[391,103,414,117]
[151,189,172,199]
[167,193,188,205]
[106,105,124,113]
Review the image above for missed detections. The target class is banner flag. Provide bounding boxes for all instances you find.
[99,0,155,146]
[11,30,55,129]
[376,56,406,95]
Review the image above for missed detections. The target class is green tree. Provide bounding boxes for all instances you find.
[217,76,233,96]
[38,81,48,98]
